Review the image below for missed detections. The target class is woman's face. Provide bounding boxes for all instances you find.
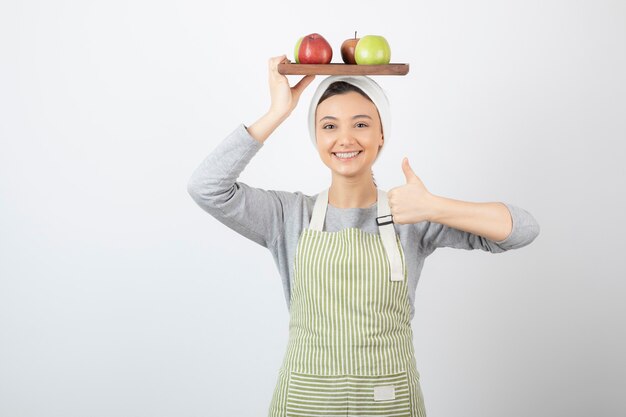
[315,91,384,179]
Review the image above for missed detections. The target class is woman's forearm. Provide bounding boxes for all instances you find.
[246,110,289,144]
[429,195,513,242]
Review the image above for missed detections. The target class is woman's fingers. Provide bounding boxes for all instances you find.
[269,55,287,77]
[269,55,286,67]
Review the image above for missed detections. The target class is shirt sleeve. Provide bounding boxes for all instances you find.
[186,123,292,249]
[420,202,541,254]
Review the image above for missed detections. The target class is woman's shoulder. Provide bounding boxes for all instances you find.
[256,188,318,218]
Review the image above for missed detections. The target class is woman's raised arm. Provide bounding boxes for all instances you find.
[187,56,315,249]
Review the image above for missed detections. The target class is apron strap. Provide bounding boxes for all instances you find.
[377,189,404,282]
[309,188,329,231]
[310,188,405,282]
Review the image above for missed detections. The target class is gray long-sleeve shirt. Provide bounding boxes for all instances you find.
[187,124,541,320]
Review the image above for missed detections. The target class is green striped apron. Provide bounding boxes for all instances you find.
[268,188,427,417]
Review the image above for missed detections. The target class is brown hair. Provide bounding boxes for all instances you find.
[318,81,373,105]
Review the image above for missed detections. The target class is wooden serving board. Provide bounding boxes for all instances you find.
[277,63,409,76]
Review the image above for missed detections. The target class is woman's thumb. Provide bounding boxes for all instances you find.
[293,75,316,97]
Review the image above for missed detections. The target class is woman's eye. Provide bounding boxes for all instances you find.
[322,124,335,129]
[355,122,368,128]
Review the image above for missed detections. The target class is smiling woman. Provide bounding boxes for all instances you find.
[307,75,392,208]
[187,55,540,417]
[315,85,384,198]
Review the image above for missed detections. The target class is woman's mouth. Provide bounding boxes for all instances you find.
[332,151,362,161]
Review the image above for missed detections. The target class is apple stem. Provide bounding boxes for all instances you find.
[354,31,357,39]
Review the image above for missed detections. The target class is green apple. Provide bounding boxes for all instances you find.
[294,36,303,64]
[354,35,391,65]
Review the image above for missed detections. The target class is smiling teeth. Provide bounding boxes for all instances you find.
[335,151,360,158]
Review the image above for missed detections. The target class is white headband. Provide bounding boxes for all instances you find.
[307,75,391,162]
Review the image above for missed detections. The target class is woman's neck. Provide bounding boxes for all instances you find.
[328,178,377,209]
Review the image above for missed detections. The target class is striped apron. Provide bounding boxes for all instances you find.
[268,188,427,417]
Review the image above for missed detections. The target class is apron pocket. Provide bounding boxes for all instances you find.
[285,370,411,417]
[347,371,412,417]
[286,371,347,416]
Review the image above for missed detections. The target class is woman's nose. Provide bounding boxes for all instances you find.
[335,129,357,144]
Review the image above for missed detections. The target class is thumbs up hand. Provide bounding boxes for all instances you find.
[387,157,436,224]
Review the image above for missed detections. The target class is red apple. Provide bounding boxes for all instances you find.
[341,31,360,64]
[298,33,333,64]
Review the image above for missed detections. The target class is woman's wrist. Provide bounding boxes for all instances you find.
[267,107,291,124]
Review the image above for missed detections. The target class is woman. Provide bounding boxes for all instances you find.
[187,55,540,417]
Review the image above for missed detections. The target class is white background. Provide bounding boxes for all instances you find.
[1,1,625,416]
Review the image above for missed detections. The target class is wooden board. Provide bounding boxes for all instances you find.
[277,63,409,76]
